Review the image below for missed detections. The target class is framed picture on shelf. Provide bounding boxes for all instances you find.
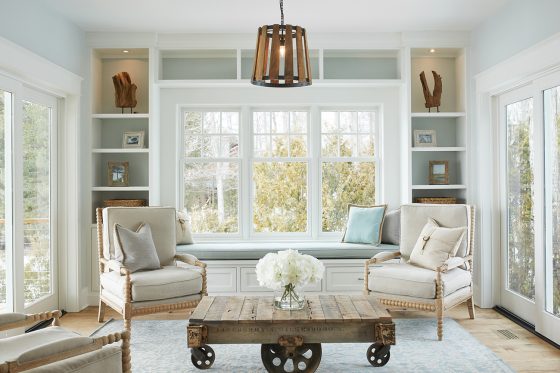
[122,131,145,148]
[429,160,449,185]
[413,130,437,147]
[107,161,129,187]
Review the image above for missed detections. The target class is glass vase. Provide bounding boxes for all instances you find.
[274,283,305,310]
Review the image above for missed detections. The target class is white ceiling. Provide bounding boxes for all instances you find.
[41,0,510,33]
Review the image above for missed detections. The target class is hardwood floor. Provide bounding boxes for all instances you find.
[60,303,560,372]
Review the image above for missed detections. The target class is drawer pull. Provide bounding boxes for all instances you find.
[357,277,364,281]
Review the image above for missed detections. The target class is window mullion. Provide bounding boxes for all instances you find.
[242,106,252,240]
[311,106,321,239]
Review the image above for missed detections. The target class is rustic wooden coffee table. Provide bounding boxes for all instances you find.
[187,295,395,372]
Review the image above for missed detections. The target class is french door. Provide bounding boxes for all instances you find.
[499,72,560,344]
[0,74,58,314]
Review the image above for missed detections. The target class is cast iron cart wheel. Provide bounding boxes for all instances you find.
[261,343,322,373]
[367,342,391,367]
[191,345,215,370]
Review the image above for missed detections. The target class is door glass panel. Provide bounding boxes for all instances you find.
[506,98,535,301]
[0,90,11,312]
[544,86,560,317]
[23,100,51,306]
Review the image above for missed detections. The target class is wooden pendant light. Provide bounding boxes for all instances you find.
[251,1,312,87]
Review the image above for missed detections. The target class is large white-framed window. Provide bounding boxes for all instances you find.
[180,105,380,240]
[320,110,378,234]
[251,110,310,237]
[181,109,241,238]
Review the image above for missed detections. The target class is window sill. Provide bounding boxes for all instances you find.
[177,241,399,261]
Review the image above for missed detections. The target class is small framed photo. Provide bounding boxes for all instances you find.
[429,160,449,185]
[414,130,437,147]
[107,161,129,187]
[122,131,145,148]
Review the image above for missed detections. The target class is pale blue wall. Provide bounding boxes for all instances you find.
[0,0,86,75]
[471,0,560,74]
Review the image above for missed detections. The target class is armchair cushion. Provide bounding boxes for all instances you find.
[409,218,466,271]
[176,210,194,245]
[400,204,472,260]
[103,207,177,265]
[113,223,161,273]
[0,327,93,364]
[26,346,122,373]
[368,263,471,299]
[101,266,202,302]
[0,313,26,327]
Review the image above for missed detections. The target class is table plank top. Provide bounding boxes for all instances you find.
[189,294,391,325]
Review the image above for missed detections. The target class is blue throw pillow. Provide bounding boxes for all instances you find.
[342,204,387,245]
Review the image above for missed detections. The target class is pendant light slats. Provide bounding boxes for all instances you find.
[255,26,268,81]
[303,30,311,83]
[269,24,281,84]
[252,26,262,81]
[295,26,305,83]
[285,25,294,84]
[263,28,270,78]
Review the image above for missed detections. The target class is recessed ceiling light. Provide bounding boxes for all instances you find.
[122,50,129,53]
[429,48,436,53]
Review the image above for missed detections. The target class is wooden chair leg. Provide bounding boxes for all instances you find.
[466,297,476,319]
[124,315,131,332]
[98,299,106,322]
[436,299,444,341]
[121,330,132,373]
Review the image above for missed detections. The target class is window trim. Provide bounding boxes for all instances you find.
[250,108,312,238]
[177,106,243,240]
[317,107,381,238]
[179,105,381,241]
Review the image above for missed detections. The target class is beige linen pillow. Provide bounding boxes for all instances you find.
[409,218,466,271]
[176,210,194,245]
[113,223,161,273]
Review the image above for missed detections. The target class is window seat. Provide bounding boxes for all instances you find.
[177,242,399,261]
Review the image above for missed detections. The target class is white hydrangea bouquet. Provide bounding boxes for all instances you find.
[256,249,325,310]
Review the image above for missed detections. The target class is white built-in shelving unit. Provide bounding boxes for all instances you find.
[407,47,469,203]
[90,48,151,224]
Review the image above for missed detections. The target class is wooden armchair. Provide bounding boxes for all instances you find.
[96,207,207,331]
[364,204,475,340]
[0,310,130,372]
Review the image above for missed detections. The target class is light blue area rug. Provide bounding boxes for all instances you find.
[93,318,514,372]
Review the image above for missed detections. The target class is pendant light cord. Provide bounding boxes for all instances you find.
[280,0,284,27]
[279,0,285,43]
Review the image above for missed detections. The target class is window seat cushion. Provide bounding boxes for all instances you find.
[177,242,399,260]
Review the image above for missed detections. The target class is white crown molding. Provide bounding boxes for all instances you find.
[401,31,470,48]
[0,36,82,96]
[87,31,470,51]
[86,32,157,48]
[476,31,560,94]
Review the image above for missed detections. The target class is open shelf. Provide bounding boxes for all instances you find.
[412,184,467,190]
[92,113,149,119]
[411,147,465,152]
[92,148,149,154]
[92,186,150,192]
[411,112,466,118]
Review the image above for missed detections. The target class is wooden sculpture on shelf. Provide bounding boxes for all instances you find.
[420,70,442,112]
[112,72,137,113]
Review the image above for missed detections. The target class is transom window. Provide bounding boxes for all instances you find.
[181,107,379,239]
